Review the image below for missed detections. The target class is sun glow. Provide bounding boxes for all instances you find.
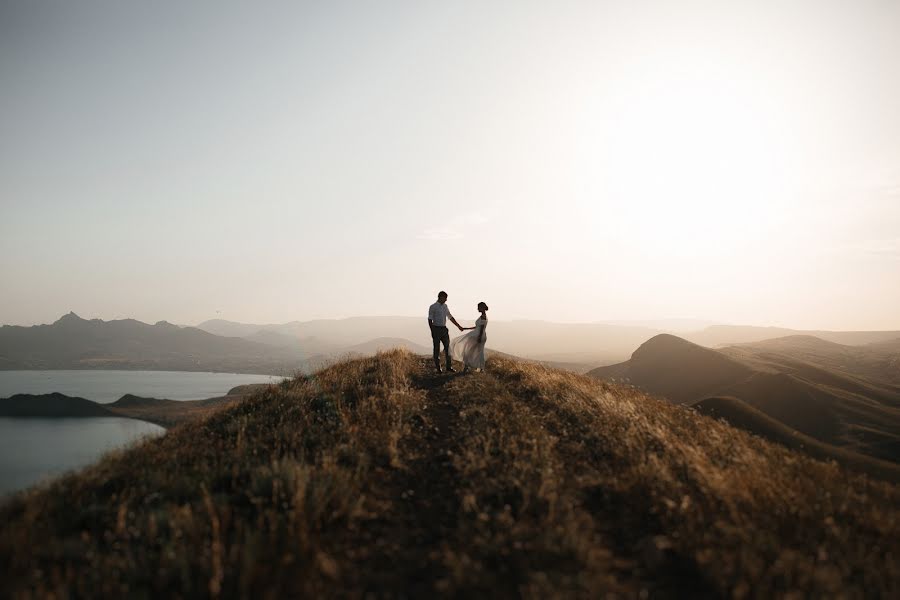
[584,54,798,260]
[2,1,898,330]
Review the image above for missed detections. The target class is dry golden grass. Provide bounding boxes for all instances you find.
[0,351,425,598]
[453,357,900,596]
[1,350,897,598]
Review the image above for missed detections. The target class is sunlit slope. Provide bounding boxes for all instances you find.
[590,335,900,463]
[694,396,900,482]
[722,335,900,390]
[1,351,898,597]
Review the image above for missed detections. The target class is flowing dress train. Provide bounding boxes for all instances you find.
[450,317,487,369]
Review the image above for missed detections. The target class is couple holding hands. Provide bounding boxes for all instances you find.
[427,291,489,373]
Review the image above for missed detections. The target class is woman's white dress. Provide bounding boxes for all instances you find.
[451,317,487,369]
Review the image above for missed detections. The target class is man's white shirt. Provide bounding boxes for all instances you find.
[428,302,452,327]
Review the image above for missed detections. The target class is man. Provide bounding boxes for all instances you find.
[428,290,464,373]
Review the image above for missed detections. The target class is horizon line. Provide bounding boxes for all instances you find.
[4,312,900,334]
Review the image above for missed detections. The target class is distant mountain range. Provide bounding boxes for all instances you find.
[590,334,900,465]
[196,317,900,364]
[0,313,440,375]
[0,313,305,374]
[4,313,899,377]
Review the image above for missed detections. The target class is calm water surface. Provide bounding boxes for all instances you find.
[0,370,285,496]
[0,369,283,403]
[0,417,165,496]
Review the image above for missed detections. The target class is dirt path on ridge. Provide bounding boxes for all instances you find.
[353,358,465,595]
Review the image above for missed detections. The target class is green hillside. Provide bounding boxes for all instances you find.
[1,351,898,597]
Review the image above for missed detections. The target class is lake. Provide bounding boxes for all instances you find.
[0,370,286,497]
[0,369,284,403]
[0,417,165,496]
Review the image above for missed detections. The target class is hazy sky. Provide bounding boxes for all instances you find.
[2,1,899,329]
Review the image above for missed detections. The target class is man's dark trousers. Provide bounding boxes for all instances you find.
[431,325,451,370]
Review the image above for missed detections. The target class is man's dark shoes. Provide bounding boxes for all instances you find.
[447,367,457,373]
[435,367,443,374]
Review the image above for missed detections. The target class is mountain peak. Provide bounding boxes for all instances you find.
[632,333,702,358]
[54,312,86,325]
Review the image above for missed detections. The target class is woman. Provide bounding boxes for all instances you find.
[450,302,489,372]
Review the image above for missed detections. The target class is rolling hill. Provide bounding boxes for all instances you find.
[1,351,896,597]
[588,334,755,404]
[589,334,900,464]
[722,334,900,387]
[693,396,900,482]
[0,385,270,428]
[683,324,900,348]
[866,337,900,353]
[0,393,115,418]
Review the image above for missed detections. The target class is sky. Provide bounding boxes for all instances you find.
[1,1,899,330]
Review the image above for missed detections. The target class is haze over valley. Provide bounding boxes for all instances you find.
[4,310,899,482]
[7,311,898,375]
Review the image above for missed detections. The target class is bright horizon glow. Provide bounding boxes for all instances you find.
[1,1,898,330]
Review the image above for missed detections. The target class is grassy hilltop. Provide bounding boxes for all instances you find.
[1,351,898,598]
